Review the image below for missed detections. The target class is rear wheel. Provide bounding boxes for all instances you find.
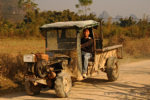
[106,57,119,81]
[25,81,41,96]
[54,72,72,98]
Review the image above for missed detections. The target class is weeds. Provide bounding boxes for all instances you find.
[107,35,150,58]
[0,53,26,95]
[0,53,26,79]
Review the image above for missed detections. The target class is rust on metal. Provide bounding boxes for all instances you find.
[36,53,49,62]
[47,79,53,88]
[48,72,56,79]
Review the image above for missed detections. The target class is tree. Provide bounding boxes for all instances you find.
[119,17,136,27]
[75,0,93,16]
[18,0,39,29]
[18,0,39,12]
[107,17,112,29]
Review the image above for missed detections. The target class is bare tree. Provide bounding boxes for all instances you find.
[75,0,93,15]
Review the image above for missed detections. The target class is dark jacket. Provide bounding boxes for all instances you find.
[81,37,94,53]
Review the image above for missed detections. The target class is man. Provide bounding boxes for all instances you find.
[81,29,94,78]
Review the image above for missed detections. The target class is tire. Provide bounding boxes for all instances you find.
[54,72,72,98]
[106,57,119,81]
[25,81,41,96]
[36,59,47,78]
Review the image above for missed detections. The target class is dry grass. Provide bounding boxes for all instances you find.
[0,53,26,96]
[0,38,45,55]
[0,76,25,96]
[125,38,150,57]
[107,35,150,60]
[0,38,45,96]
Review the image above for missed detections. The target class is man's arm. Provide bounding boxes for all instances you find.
[81,39,93,48]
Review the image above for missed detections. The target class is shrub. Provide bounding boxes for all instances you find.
[107,35,150,57]
[123,29,133,37]
[0,53,26,80]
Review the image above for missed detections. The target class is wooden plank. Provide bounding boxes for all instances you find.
[94,49,117,71]
[95,45,123,52]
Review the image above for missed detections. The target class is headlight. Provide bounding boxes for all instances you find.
[23,54,35,62]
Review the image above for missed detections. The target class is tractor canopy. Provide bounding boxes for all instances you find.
[39,20,99,30]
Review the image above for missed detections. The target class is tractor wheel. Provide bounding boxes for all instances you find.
[54,72,72,98]
[36,59,47,78]
[25,81,41,96]
[106,57,119,81]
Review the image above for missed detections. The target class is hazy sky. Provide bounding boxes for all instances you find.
[34,0,150,19]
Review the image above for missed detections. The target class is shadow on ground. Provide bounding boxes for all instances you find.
[1,77,150,100]
[71,76,150,100]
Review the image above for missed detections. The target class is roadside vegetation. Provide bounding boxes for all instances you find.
[0,38,45,96]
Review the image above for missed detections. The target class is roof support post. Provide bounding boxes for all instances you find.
[100,20,103,49]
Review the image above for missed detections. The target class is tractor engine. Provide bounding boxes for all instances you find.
[23,53,68,78]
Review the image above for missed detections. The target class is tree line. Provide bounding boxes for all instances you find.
[0,0,149,39]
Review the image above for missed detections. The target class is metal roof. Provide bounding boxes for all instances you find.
[39,20,99,30]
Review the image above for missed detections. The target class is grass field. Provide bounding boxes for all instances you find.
[0,38,45,55]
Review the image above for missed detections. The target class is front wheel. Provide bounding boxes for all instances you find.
[36,59,47,78]
[106,57,119,81]
[25,81,41,96]
[54,72,72,98]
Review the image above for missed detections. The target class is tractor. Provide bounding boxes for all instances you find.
[23,20,123,97]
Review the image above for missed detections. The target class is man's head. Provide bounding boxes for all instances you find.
[83,29,90,39]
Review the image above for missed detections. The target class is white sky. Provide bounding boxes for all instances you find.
[34,0,150,19]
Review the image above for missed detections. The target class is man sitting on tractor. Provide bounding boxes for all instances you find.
[81,29,94,78]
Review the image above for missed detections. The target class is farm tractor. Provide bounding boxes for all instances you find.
[23,20,123,97]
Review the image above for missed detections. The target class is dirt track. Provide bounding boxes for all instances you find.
[1,60,150,100]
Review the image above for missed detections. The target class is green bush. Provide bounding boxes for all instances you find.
[123,29,133,37]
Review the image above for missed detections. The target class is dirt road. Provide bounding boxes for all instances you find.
[1,60,150,100]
